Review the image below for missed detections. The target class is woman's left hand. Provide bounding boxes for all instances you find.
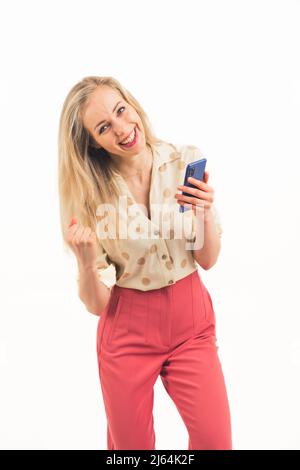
[175,171,214,215]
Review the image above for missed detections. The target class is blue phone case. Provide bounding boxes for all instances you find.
[179,158,207,213]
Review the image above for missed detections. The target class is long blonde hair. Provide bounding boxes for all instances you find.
[58,75,164,254]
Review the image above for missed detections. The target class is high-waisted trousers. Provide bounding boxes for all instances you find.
[96,269,232,450]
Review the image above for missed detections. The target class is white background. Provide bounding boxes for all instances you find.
[0,0,299,450]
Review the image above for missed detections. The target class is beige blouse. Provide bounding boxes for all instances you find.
[77,140,222,291]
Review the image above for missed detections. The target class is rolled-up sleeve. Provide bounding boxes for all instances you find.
[210,204,223,238]
[76,242,116,288]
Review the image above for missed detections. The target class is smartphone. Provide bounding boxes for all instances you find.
[179,158,207,213]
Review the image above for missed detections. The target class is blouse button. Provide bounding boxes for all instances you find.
[168,279,174,284]
[162,254,167,259]
[154,229,160,236]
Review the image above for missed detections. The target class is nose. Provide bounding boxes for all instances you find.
[112,115,130,133]
[113,125,130,142]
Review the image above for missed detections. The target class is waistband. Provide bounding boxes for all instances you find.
[112,269,199,300]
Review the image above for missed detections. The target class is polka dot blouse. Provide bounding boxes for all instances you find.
[77,141,222,291]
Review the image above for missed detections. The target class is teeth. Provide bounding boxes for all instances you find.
[121,129,135,144]
[120,128,135,144]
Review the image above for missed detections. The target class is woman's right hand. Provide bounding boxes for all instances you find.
[66,216,98,271]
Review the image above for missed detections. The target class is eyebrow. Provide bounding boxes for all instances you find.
[94,100,122,131]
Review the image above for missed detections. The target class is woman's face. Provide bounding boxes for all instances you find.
[82,85,147,157]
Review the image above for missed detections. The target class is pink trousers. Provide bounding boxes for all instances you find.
[96,269,232,450]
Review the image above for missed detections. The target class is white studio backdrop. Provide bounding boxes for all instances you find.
[0,0,299,450]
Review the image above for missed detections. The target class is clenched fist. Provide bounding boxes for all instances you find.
[66,216,98,271]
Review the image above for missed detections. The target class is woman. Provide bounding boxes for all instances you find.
[58,75,232,450]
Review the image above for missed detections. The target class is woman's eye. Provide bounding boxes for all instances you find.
[98,106,126,135]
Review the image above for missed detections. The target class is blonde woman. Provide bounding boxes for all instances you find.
[58,76,232,450]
